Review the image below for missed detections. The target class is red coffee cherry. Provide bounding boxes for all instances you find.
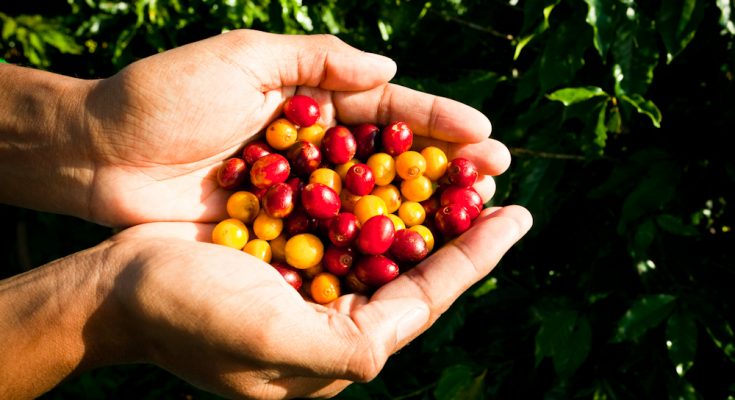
[217,157,248,190]
[344,163,376,196]
[389,229,429,264]
[328,212,360,247]
[242,140,274,165]
[381,121,413,156]
[447,158,479,187]
[284,207,318,236]
[356,215,395,255]
[435,204,472,237]
[250,153,290,189]
[322,126,357,164]
[287,140,322,177]
[353,123,381,160]
[301,183,341,219]
[283,95,320,127]
[271,261,303,291]
[262,182,295,218]
[440,186,483,220]
[354,255,400,287]
[323,245,356,277]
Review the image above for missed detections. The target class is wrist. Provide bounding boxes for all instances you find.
[0,64,96,220]
[0,240,142,397]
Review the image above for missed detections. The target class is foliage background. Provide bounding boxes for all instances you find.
[2,0,734,398]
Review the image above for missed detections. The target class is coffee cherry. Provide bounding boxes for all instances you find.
[401,175,434,202]
[270,233,288,262]
[421,146,448,181]
[243,239,272,263]
[409,225,435,252]
[250,153,290,189]
[339,189,362,213]
[334,158,359,181]
[356,215,395,255]
[212,218,249,249]
[242,140,274,165]
[382,122,413,156]
[301,183,341,219]
[217,157,248,190]
[355,255,400,287]
[398,201,426,227]
[447,157,479,187]
[309,167,342,194]
[387,214,406,231]
[271,261,303,291]
[285,233,324,269]
[323,245,355,276]
[371,184,402,214]
[286,140,321,177]
[353,194,388,225]
[345,163,376,196]
[435,204,472,237]
[440,186,483,220]
[395,151,427,180]
[367,153,396,186]
[322,126,357,164]
[283,95,320,127]
[226,191,260,224]
[302,263,325,279]
[420,196,442,219]
[311,272,340,304]
[389,229,429,264]
[262,182,295,219]
[297,124,326,147]
[266,118,298,150]
[328,212,360,247]
[284,208,318,236]
[253,210,283,240]
[353,123,381,160]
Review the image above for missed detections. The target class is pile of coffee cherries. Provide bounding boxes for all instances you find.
[212,95,482,304]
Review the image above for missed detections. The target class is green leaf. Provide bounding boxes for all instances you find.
[472,277,498,298]
[539,17,590,93]
[656,0,705,63]
[666,311,697,375]
[377,19,392,41]
[593,102,609,150]
[613,294,677,342]
[619,94,662,128]
[612,16,659,96]
[535,309,591,379]
[1,14,16,40]
[583,0,621,58]
[716,0,735,35]
[421,306,466,352]
[656,214,699,236]
[631,218,655,260]
[434,365,482,400]
[554,317,591,379]
[547,86,609,106]
[514,0,560,60]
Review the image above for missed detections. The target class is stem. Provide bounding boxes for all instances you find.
[428,9,513,40]
[510,147,588,161]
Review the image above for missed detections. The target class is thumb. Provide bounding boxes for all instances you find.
[220,30,397,91]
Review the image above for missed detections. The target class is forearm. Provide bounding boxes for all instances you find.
[0,64,95,219]
[0,242,136,399]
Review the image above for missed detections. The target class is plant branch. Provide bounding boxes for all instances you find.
[428,9,513,40]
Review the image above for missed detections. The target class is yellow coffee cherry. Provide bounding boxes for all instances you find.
[310,167,342,194]
[253,210,283,240]
[265,118,298,150]
[226,191,260,224]
[353,194,388,224]
[334,158,360,181]
[285,233,324,269]
[409,225,435,252]
[395,151,427,180]
[297,124,326,147]
[243,239,272,263]
[310,272,341,304]
[367,153,396,186]
[211,218,249,250]
[400,175,434,202]
[421,146,448,181]
[387,214,406,231]
[370,184,402,214]
[269,233,288,262]
[398,201,426,227]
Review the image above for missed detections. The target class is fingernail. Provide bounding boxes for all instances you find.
[396,307,429,344]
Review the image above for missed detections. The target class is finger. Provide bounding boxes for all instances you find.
[474,175,496,204]
[412,136,511,176]
[114,221,215,242]
[333,83,492,144]
[221,30,397,91]
[266,376,353,399]
[372,205,533,335]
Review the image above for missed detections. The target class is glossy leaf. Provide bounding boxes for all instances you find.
[434,365,485,400]
[657,0,705,63]
[612,17,659,96]
[583,0,621,58]
[613,294,677,342]
[535,309,591,379]
[716,0,735,34]
[547,86,609,106]
[666,311,697,375]
[620,94,662,128]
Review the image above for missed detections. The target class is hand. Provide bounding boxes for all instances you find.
[80,30,509,226]
[0,204,530,399]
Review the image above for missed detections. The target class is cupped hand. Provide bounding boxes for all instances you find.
[81,29,509,227]
[101,204,530,399]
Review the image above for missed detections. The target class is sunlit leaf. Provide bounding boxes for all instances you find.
[620,94,662,128]
[613,294,677,342]
[583,0,621,58]
[612,16,659,96]
[547,86,609,106]
[657,0,705,63]
[716,0,735,34]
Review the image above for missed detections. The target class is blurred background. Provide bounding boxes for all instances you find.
[1,0,734,398]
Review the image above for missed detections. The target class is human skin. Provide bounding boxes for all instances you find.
[0,30,532,398]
